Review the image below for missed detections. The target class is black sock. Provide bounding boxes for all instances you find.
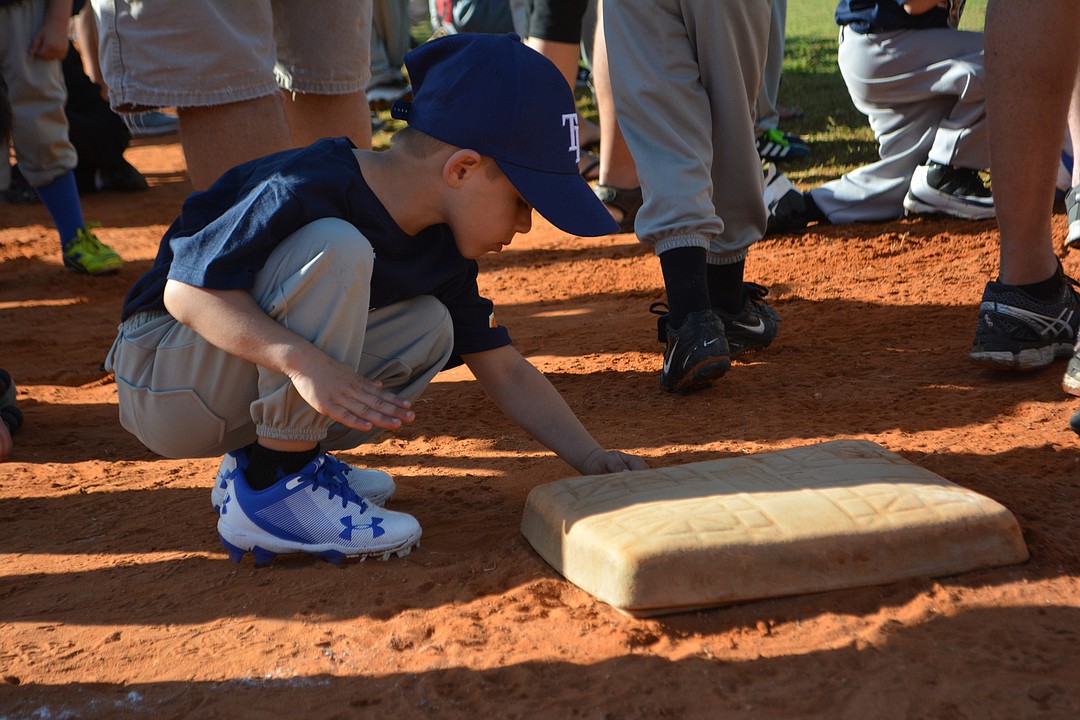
[244,442,321,490]
[1014,272,1063,302]
[658,247,710,329]
[707,260,746,314]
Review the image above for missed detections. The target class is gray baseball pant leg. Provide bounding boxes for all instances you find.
[106,217,453,458]
[0,0,78,189]
[603,0,770,263]
[809,27,987,223]
[369,0,410,88]
[755,0,787,135]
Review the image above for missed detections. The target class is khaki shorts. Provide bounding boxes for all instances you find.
[92,0,373,111]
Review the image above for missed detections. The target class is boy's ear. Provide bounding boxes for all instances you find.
[443,149,484,187]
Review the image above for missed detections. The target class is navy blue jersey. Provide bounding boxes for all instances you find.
[836,0,957,33]
[120,137,510,359]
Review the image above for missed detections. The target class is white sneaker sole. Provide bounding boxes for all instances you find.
[968,343,1071,371]
[903,191,995,221]
[219,522,422,566]
[1065,219,1080,249]
[1063,372,1080,396]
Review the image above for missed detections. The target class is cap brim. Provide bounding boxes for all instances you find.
[497,161,620,237]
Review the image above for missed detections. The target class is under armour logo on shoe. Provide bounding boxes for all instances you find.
[563,113,580,162]
[339,514,386,540]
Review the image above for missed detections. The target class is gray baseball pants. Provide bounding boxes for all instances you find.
[0,0,78,190]
[809,26,987,223]
[755,0,787,135]
[105,218,454,459]
[602,0,770,264]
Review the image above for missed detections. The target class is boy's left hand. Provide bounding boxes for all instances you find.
[580,448,649,475]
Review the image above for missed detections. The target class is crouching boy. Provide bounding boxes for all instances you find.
[104,33,646,566]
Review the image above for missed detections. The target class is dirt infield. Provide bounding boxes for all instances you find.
[2,136,1079,718]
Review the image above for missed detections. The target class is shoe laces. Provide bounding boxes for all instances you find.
[743,282,770,304]
[649,284,771,339]
[649,302,670,342]
[1059,269,1080,301]
[68,222,105,252]
[759,128,789,147]
[308,453,365,509]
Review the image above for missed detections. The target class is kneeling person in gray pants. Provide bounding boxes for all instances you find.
[105,34,646,567]
[804,0,994,225]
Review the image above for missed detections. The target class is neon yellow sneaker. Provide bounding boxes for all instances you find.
[62,226,123,275]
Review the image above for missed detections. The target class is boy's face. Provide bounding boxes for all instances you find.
[450,161,534,259]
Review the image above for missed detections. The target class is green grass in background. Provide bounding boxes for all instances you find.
[382,0,989,188]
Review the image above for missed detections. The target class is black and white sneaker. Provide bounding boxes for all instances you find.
[764,163,808,235]
[904,162,995,220]
[1065,184,1080,251]
[650,305,731,395]
[714,282,781,356]
[970,273,1080,371]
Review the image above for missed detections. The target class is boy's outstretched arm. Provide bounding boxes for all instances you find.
[462,345,648,475]
[162,279,415,433]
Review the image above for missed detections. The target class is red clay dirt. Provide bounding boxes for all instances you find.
[2,136,1079,718]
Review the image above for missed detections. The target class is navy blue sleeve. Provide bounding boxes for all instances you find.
[166,181,311,292]
[836,0,948,31]
[436,260,512,360]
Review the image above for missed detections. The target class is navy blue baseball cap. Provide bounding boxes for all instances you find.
[391,33,619,237]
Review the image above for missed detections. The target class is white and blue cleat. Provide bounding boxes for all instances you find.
[216,453,420,567]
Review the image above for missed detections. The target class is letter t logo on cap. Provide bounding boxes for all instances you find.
[562,113,580,162]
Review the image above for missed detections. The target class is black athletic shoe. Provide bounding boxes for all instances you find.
[764,163,808,235]
[904,162,994,220]
[650,305,731,394]
[3,166,39,204]
[715,282,781,356]
[970,273,1080,371]
[94,161,149,193]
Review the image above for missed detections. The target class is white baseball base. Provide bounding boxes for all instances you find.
[521,440,1028,616]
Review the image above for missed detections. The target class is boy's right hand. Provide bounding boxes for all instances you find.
[286,349,415,432]
[162,281,415,433]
